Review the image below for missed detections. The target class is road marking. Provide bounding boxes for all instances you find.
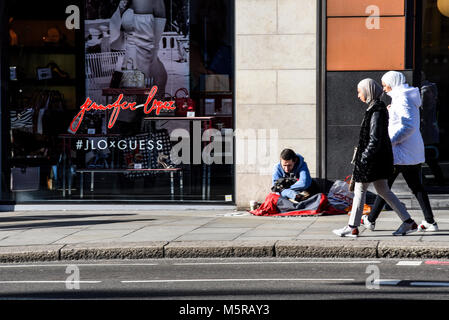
[425,260,449,265]
[0,263,158,268]
[121,278,355,283]
[0,281,101,284]
[372,279,449,287]
[0,261,384,268]
[373,279,401,286]
[173,261,382,266]
[410,282,449,287]
[396,261,422,266]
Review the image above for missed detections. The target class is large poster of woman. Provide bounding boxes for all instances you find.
[84,0,189,104]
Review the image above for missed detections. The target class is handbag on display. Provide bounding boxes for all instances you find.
[174,88,195,116]
[121,133,153,179]
[158,93,176,116]
[10,108,34,132]
[119,58,145,88]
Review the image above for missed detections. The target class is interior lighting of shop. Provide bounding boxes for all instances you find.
[438,0,449,17]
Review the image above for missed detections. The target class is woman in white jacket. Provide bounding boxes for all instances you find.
[361,71,438,232]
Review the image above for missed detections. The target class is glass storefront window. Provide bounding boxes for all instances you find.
[1,0,234,203]
[421,0,449,189]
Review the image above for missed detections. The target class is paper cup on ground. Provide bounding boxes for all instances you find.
[249,200,257,211]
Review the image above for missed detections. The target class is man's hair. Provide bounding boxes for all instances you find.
[280,148,298,162]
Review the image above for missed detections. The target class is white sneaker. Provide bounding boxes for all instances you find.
[418,220,439,232]
[332,226,359,238]
[392,221,418,236]
[361,215,375,231]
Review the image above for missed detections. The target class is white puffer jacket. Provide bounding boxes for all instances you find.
[387,84,425,165]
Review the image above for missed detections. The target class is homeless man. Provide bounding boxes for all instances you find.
[272,149,316,202]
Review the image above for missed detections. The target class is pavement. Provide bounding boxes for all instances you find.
[1,207,449,262]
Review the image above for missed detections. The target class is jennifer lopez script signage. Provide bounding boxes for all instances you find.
[69,86,175,134]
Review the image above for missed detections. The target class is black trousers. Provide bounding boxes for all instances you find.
[367,164,435,224]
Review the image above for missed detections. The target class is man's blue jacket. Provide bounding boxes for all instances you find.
[272,154,312,199]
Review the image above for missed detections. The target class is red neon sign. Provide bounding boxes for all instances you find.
[69,86,176,133]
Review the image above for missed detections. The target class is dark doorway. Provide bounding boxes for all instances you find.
[420,0,449,188]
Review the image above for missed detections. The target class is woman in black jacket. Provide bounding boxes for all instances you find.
[333,79,418,237]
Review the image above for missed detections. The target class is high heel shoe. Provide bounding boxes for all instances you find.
[157,153,173,169]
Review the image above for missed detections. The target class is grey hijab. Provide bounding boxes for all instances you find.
[357,78,383,107]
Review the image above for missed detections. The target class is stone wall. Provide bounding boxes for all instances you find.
[235,0,317,208]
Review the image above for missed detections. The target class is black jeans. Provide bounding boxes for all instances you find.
[367,164,435,224]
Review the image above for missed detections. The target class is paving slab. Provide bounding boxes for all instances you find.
[53,229,135,245]
[117,225,200,242]
[0,230,27,241]
[0,209,448,262]
[175,233,243,241]
[185,227,253,234]
[235,236,296,241]
[0,228,83,246]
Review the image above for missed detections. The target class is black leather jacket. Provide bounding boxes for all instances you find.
[352,100,394,183]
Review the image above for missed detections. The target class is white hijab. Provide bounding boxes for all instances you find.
[381,71,407,97]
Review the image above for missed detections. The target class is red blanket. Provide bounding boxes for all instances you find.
[249,193,345,217]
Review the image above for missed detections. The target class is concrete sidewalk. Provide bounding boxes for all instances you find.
[1,208,449,262]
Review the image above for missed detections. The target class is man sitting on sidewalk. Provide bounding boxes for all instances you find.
[272,148,317,202]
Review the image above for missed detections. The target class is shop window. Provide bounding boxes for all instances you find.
[2,0,234,203]
[421,0,449,188]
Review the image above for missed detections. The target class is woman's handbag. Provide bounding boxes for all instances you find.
[174,88,195,116]
[119,58,145,88]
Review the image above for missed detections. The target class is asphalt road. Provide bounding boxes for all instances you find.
[0,257,449,302]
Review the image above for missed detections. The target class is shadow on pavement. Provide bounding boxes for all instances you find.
[0,214,155,230]
[0,214,136,222]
